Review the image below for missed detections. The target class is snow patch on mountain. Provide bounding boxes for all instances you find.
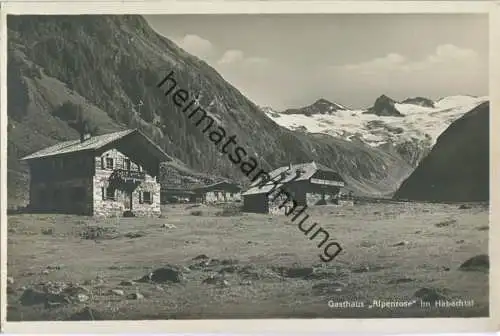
[262,95,488,166]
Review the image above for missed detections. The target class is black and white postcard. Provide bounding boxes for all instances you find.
[1,1,498,333]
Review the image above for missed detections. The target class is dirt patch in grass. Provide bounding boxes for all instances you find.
[434,218,457,228]
[190,210,204,216]
[124,231,147,239]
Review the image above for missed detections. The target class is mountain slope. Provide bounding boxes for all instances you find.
[264,95,488,167]
[7,15,412,205]
[393,102,489,202]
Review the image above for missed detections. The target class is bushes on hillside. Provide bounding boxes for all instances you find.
[52,102,99,135]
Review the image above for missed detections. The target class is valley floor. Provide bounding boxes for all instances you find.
[6,202,489,320]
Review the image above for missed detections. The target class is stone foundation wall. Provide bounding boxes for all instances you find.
[306,192,336,206]
[93,172,123,218]
[131,180,161,217]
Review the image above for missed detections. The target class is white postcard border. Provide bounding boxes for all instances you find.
[1,1,499,333]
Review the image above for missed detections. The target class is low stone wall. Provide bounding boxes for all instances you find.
[204,191,241,204]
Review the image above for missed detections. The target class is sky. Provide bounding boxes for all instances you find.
[145,14,488,110]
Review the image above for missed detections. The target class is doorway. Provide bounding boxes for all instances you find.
[123,190,133,211]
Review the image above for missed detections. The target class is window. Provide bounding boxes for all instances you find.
[124,158,131,171]
[105,158,114,170]
[103,186,115,201]
[140,191,152,204]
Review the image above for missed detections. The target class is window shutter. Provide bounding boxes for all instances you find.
[101,157,105,170]
[139,192,143,204]
[101,187,105,200]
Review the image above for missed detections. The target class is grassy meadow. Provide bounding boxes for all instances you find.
[6,201,489,320]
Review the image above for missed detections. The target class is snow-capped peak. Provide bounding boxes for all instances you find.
[281,98,347,116]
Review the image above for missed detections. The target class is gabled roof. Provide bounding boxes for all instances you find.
[20,129,170,162]
[242,182,284,196]
[250,161,342,187]
[243,161,344,196]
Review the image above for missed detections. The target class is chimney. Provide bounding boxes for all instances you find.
[80,132,91,143]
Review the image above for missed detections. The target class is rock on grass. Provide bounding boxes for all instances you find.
[127,292,144,300]
[19,288,70,306]
[192,254,209,261]
[413,287,448,302]
[459,254,489,272]
[190,210,204,216]
[137,265,184,283]
[109,289,125,296]
[273,266,314,278]
[124,231,146,239]
[119,280,135,286]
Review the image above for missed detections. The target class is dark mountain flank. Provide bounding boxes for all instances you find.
[401,97,435,108]
[7,15,412,206]
[363,95,404,117]
[282,99,346,116]
[394,102,489,202]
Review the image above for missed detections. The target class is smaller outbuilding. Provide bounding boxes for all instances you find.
[160,188,197,204]
[192,181,242,204]
[242,161,347,214]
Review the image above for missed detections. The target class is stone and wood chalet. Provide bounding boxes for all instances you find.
[21,129,170,217]
[241,161,346,214]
